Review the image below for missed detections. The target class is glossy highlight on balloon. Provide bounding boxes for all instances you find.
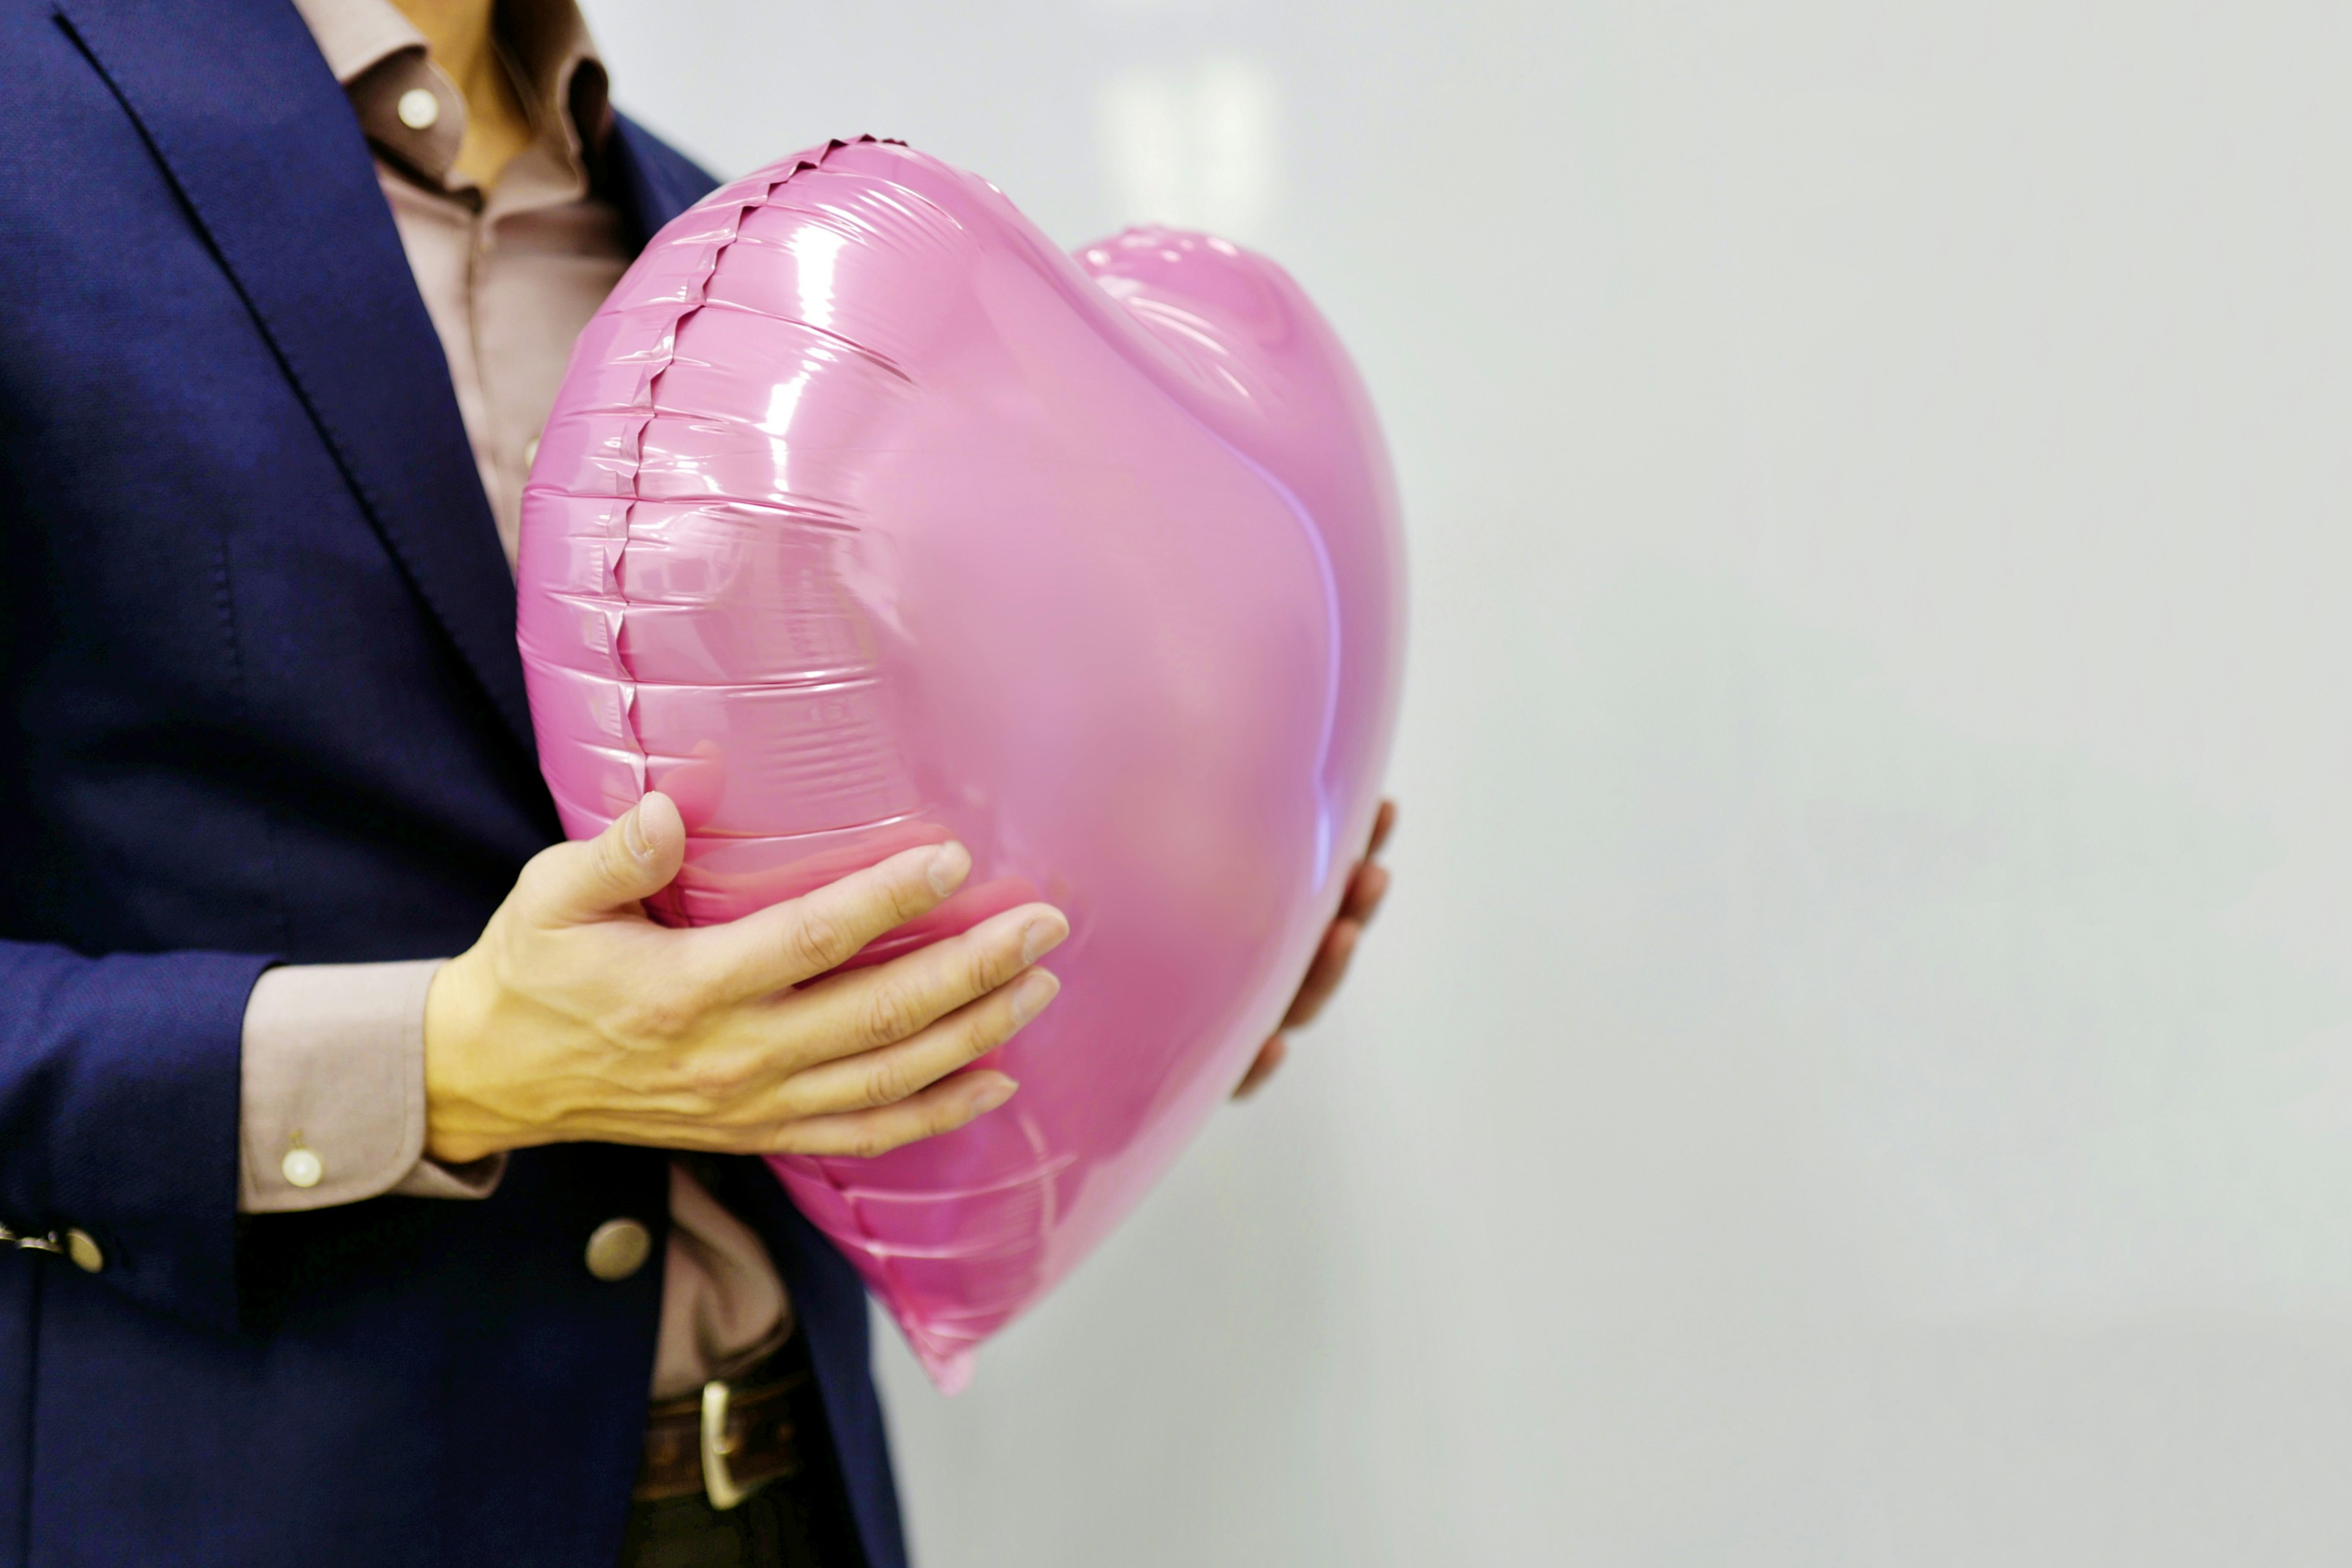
[518,138,1405,1389]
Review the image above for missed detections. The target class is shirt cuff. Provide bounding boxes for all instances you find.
[238,959,505,1212]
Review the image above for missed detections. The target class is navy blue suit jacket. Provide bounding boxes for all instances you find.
[0,2,906,1563]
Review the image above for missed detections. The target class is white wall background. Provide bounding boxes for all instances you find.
[578,2,2352,1562]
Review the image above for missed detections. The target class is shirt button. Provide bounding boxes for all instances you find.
[64,1229,105,1274]
[584,1218,652,1281]
[396,88,441,131]
[282,1146,325,1189]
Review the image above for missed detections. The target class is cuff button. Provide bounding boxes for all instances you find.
[282,1147,325,1189]
[64,1229,104,1274]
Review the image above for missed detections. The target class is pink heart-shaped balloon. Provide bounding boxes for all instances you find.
[519,138,1404,1389]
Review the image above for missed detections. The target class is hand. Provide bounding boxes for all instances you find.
[1234,799,1397,1099]
[423,793,1066,1164]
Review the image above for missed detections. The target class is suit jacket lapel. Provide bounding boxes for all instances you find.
[608,113,721,243]
[55,0,537,750]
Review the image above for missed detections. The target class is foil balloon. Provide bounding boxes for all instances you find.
[518,137,1405,1389]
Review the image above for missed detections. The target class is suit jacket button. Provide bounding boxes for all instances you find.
[64,1229,105,1273]
[585,1218,652,1281]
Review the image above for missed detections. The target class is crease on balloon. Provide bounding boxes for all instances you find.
[629,494,859,524]
[619,673,875,695]
[832,1149,1076,1204]
[617,135,954,1331]
[823,1101,1059,1393]
[614,137,886,920]
[690,297,916,386]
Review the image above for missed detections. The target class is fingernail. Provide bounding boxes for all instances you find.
[1010,970,1060,1027]
[621,804,652,862]
[927,843,971,898]
[971,1076,1019,1112]
[1020,914,1067,966]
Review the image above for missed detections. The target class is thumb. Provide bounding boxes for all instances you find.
[525,791,687,923]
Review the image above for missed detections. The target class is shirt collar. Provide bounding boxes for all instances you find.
[289,0,609,195]
[290,0,432,87]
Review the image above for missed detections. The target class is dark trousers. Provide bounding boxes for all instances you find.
[617,1337,869,1568]
[617,1483,862,1568]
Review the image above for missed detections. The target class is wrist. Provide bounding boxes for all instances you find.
[421,948,511,1164]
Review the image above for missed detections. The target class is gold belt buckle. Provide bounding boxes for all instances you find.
[699,1379,767,1511]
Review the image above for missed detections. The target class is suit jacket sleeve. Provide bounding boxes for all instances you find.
[0,940,273,1332]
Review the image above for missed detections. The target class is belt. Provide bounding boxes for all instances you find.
[634,1368,807,1509]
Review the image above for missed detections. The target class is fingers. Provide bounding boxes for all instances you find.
[773,967,1059,1119]
[766,1070,1021,1159]
[688,840,976,1001]
[617,963,1052,1151]
[771,902,1069,1066]
[1341,860,1392,924]
[1232,1035,1287,1099]
[519,792,687,924]
[1273,802,1393,1031]
[1282,916,1362,1030]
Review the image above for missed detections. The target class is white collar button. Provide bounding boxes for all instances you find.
[396,88,442,132]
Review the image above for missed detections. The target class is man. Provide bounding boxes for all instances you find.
[0,1,1394,1564]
